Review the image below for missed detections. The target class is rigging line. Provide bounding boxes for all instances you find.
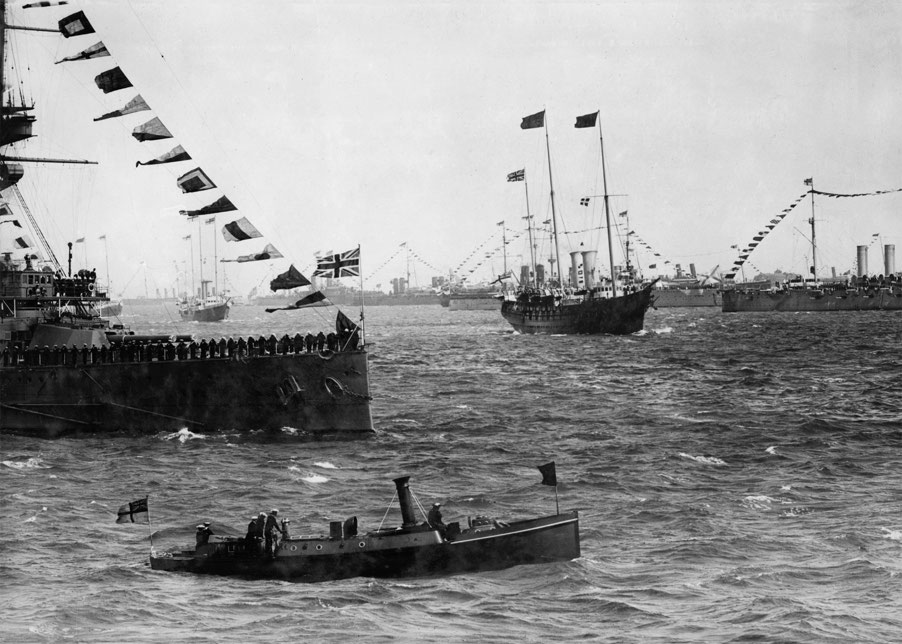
[11,184,61,270]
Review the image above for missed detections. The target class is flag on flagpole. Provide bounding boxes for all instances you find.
[803,177,813,186]
[520,111,545,130]
[507,169,525,182]
[313,248,360,278]
[574,111,599,128]
[98,235,106,240]
[580,197,590,206]
[75,237,85,243]
[538,461,557,486]
[619,210,628,217]
[116,497,149,524]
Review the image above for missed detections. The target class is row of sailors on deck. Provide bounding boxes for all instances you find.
[245,510,290,558]
[2,332,359,366]
[194,509,291,558]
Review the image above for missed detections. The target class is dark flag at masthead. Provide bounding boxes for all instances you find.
[574,112,599,128]
[538,461,557,486]
[520,111,545,130]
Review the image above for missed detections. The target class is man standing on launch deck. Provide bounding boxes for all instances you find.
[265,509,283,557]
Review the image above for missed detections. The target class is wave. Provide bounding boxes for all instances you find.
[161,428,206,442]
[680,453,728,466]
[2,457,50,470]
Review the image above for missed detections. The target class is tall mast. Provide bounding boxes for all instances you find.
[498,220,507,276]
[187,235,195,299]
[211,216,218,295]
[523,178,536,286]
[1,0,7,108]
[544,122,563,285]
[807,177,817,282]
[102,235,111,294]
[196,218,204,298]
[597,115,617,297]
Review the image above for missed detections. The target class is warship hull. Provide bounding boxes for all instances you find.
[150,510,580,582]
[501,284,656,335]
[722,287,902,312]
[1,347,373,437]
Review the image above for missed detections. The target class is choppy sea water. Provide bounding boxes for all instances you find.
[2,303,902,643]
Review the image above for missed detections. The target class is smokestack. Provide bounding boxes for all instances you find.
[536,263,545,286]
[393,476,418,528]
[885,244,896,275]
[520,265,530,285]
[569,251,582,288]
[581,250,598,289]
[690,263,697,278]
[857,245,869,277]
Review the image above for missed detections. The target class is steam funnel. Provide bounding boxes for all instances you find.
[857,245,868,277]
[581,251,598,289]
[393,476,418,528]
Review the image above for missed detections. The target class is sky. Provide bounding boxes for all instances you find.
[3,0,901,297]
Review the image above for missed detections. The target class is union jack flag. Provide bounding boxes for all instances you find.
[313,247,360,278]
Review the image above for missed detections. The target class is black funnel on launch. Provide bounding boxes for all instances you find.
[393,476,418,528]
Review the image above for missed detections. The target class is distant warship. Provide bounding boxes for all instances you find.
[722,179,902,312]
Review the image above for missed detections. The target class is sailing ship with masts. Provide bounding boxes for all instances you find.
[500,110,656,334]
[0,1,373,437]
[722,178,902,312]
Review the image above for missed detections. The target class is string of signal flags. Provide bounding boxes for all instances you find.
[362,243,443,283]
[54,8,284,266]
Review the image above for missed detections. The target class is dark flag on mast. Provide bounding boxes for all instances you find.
[520,111,545,130]
[538,461,557,486]
[507,169,525,182]
[574,112,599,128]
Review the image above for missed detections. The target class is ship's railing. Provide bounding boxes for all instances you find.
[0,331,361,368]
